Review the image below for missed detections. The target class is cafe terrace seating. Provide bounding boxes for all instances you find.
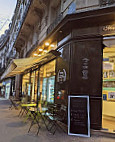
[9,97,21,110]
[27,103,67,135]
[10,99,67,135]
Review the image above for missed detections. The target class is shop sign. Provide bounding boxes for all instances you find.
[100,24,115,35]
[82,58,90,80]
[57,69,66,83]
[68,96,90,137]
[102,25,115,32]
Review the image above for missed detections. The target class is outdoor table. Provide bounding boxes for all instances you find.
[18,103,36,119]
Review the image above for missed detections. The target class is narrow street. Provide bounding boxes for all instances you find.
[0,99,115,142]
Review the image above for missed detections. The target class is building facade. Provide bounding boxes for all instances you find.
[0,0,115,135]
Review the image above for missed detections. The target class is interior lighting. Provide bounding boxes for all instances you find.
[34,53,38,56]
[45,42,49,46]
[50,44,55,48]
[38,54,41,56]
[39,48,43,51]
[44,50,48,53]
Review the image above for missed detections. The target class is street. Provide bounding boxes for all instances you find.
[0,99,115,142]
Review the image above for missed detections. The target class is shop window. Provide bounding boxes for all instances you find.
[22,72,30,102]
[38,60,56,106]
[102,41,115,133]
[31,70,38,102]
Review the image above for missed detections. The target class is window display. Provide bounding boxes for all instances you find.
[102,45,115,133]
[39,60,56,106]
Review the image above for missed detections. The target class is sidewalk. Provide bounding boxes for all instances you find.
[0,97,8,101]
[0,100,115,142]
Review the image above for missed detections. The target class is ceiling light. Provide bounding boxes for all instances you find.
[50,44,54,47]
[34,53,37,56]
[39,48,43,51]
[44,50,48,53]
[45,42,49,46]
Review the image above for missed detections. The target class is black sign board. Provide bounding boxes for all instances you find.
[68,96,90,137]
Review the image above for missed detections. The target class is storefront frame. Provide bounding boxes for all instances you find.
[21,58,57,105]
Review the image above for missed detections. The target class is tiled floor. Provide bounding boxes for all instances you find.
[0,99,115,142]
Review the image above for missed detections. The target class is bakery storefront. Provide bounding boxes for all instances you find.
[2,6,115,136]
[46,6,115,134]
[22,59,56,106]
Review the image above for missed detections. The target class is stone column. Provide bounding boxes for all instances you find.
[15,74,22,99]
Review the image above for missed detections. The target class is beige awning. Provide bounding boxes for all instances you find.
[1,50,60,80]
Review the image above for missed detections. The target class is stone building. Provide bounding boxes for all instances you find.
[0,0,115,136]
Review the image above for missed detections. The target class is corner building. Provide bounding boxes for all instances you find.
[1,0,115,135]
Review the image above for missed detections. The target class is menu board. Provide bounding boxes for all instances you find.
[68,96,90,137]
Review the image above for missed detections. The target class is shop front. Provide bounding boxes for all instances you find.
[13,7,115,134]
[22,60,56,106]
[3,50,59,104]
[45,6,115,134]
[2,6,115,136]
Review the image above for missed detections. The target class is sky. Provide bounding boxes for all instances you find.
[0,0,17,36]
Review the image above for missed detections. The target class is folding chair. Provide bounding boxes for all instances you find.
[28,106,49,135]
[9,97,20,110]
[18,103,36,117]
[28,108,41,135]
[44,104,67,134]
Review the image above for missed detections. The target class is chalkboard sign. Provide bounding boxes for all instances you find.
[68,96,90,137]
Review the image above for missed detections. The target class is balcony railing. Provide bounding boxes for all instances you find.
[100,0,115,6]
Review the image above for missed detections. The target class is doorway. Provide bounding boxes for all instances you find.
[102,36,115,133]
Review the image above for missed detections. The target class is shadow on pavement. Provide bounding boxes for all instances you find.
[11,133,56,142]
[6,121,27,128]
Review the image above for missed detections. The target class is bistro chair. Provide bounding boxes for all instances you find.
[18,98,37,123]
[19,103,37,119]
[9,97,21,110]
[43,104,67,134]
[28,107,41,135]
[28,104,48,135]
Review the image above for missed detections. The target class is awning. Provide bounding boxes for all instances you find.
[1,50,60,80]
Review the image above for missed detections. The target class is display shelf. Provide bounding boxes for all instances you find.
[103,79,115,82]
[103,87,115,91]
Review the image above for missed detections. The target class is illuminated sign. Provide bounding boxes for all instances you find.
[102,25,115,32]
